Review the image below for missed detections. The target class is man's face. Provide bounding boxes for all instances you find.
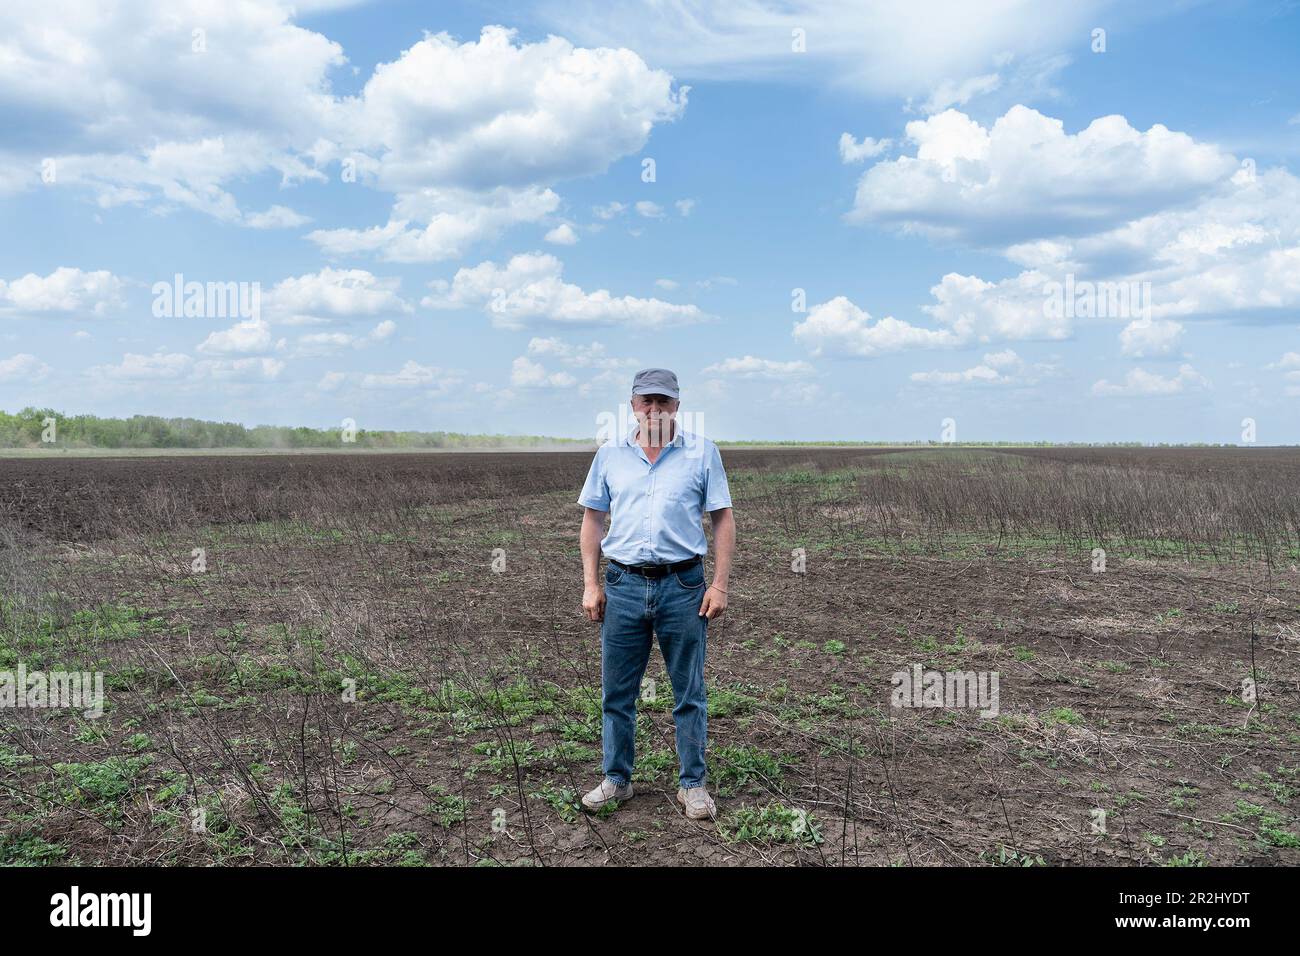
[631,393,678,443]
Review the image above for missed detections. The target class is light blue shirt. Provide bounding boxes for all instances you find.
[578,425,733,564]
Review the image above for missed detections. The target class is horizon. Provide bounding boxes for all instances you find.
[2,404,1297,449]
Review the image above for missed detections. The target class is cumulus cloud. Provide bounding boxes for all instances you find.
[360,361,457,391]
[263,268,412,325]
[422,252,710,331]
[1119,317,1183,357]
[307,184,560,262]
[292,320,398,356]
[92,351,193,381]
[793,295,965,358]
[324,27,685,193]
[1268,352,1300,370]
[525,337,638,370]
[847,106,1237,244]
[919,72,1002,114]
[0,267,126,316]
[702,356,815,378]
[1091,363,1208,397]
[2,11,686,256]
[195,357,285,381]
[544,223,579,245]
[838,133,891,163]
[300,26,686,259]
[811,108,1300,361]
[0,353,51,382]
[0,1,341,216]
[196,318,276,355]
[909,350,1043,386]
[510,356,577,388]
[244,205,313,229]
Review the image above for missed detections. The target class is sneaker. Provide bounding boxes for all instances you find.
[582,777,633,811]
[676,786,716,820]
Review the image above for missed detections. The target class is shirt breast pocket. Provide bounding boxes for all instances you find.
[670,474,704,506]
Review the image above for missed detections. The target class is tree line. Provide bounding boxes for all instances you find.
[0,408,587,450]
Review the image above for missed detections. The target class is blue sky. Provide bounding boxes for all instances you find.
[2,0,1299,442]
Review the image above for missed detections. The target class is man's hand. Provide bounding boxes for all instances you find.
[699,584,728,619]
[582,583,606,623]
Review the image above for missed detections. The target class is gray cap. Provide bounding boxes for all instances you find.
[631,367,679,399]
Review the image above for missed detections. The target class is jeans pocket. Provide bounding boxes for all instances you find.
[672,564,705,589]
[605,565,626,586]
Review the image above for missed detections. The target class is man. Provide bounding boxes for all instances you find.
[577,368,735,821]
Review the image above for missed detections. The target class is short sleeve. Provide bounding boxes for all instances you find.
[703,443,732,511]
[577,450,610,511]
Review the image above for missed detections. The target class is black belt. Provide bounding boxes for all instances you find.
[609,556,702,578]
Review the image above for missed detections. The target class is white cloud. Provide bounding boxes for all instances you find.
[301,26,685,260]
[3,12,685,256]
[848,106,1237,244]
[0,0,341,217]
[838,133,891,163]
[910,349,1025,386]
[327,26,686,193]
[360,361,455,390]
[510,356,578,388]
[244,205,312,229]
[920,269,1071,342]
[317,370,347,392]
[675,199,696,216]
[292,319,399,356]
[793,295,965,358]
[655,278,679,291]
[1119,317,1183,357]
[939,166,1300,331]
[0,353,51,382]
[195,357,285,381]
[264,268,412,325]
[635,201,664,218]
[920,72,1001,114]
[982,348,1020,369]
[0,267,125,316]
[525,337,637,369]
[544,223,580,245]
[824,112,1300,359]
[910,363,1007,386]
[593,201,626,220]
[1268,352,1300,370]
[92,351,193,381]
[197,318,275,355]
[423,252,710,331]
[294,331,355,356]
[702,356,815,378]
[535,0,1118,103]
[1092,363,1208,397]
[307,185,560,263]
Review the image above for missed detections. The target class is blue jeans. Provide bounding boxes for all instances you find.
[600,559,708,789]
